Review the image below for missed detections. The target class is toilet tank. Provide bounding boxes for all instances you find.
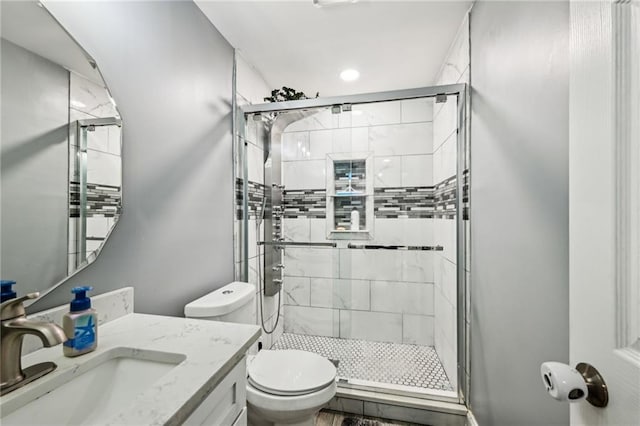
[184,282,256,325]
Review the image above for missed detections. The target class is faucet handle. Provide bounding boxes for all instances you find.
[0,292,39,321]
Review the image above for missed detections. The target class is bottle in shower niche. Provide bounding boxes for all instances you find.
[63,286,97,357]
[350,208,360,231]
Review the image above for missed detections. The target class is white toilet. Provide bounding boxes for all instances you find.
[184,282,337,426]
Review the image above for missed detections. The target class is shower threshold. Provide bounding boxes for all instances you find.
[272,333,457,402]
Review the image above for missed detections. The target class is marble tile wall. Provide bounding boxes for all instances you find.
[234,52,284,349]
[432,12,471,392]
[67,73,121,272]
[279,99,436,346]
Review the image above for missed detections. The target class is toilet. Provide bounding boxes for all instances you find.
[184,282,337,426]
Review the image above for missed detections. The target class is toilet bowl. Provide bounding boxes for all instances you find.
[246,349,336,426]
[184,282,337,426]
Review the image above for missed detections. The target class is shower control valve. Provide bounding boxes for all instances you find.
[273,279,283,285]
[272,183,286,190]
[272,264,285,271]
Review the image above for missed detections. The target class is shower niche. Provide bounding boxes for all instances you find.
[326,153,374,240]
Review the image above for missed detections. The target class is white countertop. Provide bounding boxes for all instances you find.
[1,313,261,426]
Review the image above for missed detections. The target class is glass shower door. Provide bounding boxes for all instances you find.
[238,86,467,402]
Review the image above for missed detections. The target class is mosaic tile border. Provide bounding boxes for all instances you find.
[236,170,469,221]
[374,186,435,219]
[69,181,121,218]
[235,178,266,220]
[283,189,327,219]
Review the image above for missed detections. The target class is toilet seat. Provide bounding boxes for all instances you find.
[247,349,336,396]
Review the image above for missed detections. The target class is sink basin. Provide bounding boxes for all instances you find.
[1,347,185,425]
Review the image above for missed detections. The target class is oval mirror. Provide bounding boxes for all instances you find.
[1,1,122,298]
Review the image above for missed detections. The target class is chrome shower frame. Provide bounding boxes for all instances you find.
[236,84,469,406]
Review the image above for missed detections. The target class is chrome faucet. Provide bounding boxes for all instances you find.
[1,292,67,396]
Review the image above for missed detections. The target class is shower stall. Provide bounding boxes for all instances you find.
[234,85,469,405]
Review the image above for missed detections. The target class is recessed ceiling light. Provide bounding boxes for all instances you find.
[313,0,359,8]
[340,69,360,82]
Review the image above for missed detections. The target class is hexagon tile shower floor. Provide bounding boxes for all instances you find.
[273,333,452,391]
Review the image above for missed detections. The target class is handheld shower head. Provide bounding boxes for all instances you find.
[257,196,267,227]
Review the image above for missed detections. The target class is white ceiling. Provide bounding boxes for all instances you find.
[196,0,471,97]
[1,1,104,85]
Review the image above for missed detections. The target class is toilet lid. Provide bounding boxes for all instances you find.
[248,350,336,396]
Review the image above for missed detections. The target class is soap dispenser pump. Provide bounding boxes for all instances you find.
[63,286,97,357]
[0,280,17,303]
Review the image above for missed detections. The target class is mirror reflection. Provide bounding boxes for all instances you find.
[1,1,122,296]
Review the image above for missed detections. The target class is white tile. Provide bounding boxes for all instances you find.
[403,218,434,246]
[283,217,310,242]
[107,126,122,156]
[338,110,352,128]
[352,101,402,127]
[401,155,433,187]
[371,281,434,315]
[433,97,458,151]
[435,15,469,87]
[339,249,402,281]
[435,219,456,264]
[436,255,457,307]
[401,98,434,123]
[369,122,432,156]
[260,293,279,320]
[86,126,110,153]
[372,219,405,245]
[434,289,457,350]
[282,160,326,190]
[373,218,434,246]
[68,217,79,249]
[247,221,256,260]
[340,310,402,343]
[351,127,369,152]
[308,130,333,160]
[285,109,334,132]
[87,150,121,187]
[402,250,434,283]
[69,108,95,125]
[403,314,434,345]
[284,247,338,278]
[282,132,310,161]
[247,142,264,184]
[330,128,351,153]
[86,217,109,239]
[374,156,402,187]
[70,73,117,118]
[309,218,328,241]
[309,278,370,310]
[283,276,310,306]
[283,305,338,337]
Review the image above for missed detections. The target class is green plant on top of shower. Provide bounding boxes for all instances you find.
[264,86,319,103]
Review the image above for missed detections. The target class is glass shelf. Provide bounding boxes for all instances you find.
[332,193,369,197]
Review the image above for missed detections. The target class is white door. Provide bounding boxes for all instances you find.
[570,1,640,425]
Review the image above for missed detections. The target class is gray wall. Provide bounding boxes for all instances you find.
[469,1,569,425]
[30,0,235,316]
[1,39,69,293]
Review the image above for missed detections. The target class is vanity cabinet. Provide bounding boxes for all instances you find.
[184,357,247,426]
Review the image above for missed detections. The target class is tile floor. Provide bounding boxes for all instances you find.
[273,333,452,391]
[315,410,415,426]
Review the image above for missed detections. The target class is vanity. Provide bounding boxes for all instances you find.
[0,298,260,426]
